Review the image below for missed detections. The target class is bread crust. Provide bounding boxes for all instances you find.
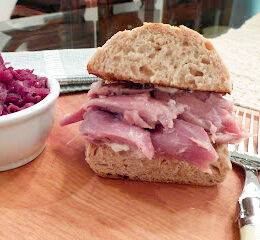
[87,23,231,94]
[85,142,231,186]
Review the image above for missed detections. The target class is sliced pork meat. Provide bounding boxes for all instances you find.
[61,81,248,171]
[83,93,187,129]
[88,80,153,99]
[79,109,154,159]
[123,110,152,129]
[203,92,233,113]
[151,119,218,171]
[60,107,85,126]
[155,90,246,144]
[174,92,244,143]
[214,132,250,144]
[188,91,233,112]
[60,81,164,128]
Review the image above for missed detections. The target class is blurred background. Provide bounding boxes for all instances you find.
[1,0,260,52]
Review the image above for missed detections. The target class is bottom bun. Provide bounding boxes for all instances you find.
[85,142,232,186]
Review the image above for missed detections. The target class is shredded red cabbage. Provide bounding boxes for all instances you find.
[0,54,50,116]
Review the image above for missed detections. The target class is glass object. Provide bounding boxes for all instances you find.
[0,0,259,52]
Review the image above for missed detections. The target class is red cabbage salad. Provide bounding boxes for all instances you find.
[0,54,50,116]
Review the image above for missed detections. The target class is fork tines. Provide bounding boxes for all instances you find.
[228,109,260,157]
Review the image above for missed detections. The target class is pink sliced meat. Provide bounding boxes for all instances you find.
[79,109,154,159]
[88,80,153,98]
[60,81,156,127]
[214,131,250,144]
[173,92,222,131]
[83,93,186,129]
[189,91,233,112]
[165,91,245,144]
[204,93,233,113]
[151,119,218,171]
[86,80,102,98]
[123,110,152,129]
[60,107,85,126]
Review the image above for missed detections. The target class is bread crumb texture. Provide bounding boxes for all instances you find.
[88,23,231,93]
[85,142,231,186]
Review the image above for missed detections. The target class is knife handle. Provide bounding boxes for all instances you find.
[240,225,260,240]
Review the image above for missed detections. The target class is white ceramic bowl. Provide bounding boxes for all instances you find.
[0,74,60,171]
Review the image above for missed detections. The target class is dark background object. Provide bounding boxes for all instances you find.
[1,0,258,52]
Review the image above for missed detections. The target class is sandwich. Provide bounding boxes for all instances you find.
[61,23,247,186]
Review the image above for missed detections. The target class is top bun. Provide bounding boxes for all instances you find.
[87,23,231,94]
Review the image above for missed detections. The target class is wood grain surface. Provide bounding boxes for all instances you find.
[0,93,258,240]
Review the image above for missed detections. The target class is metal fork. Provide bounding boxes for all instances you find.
[228,110,260,240]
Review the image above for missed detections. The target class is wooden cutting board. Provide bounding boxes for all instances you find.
[0,93,254,240]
